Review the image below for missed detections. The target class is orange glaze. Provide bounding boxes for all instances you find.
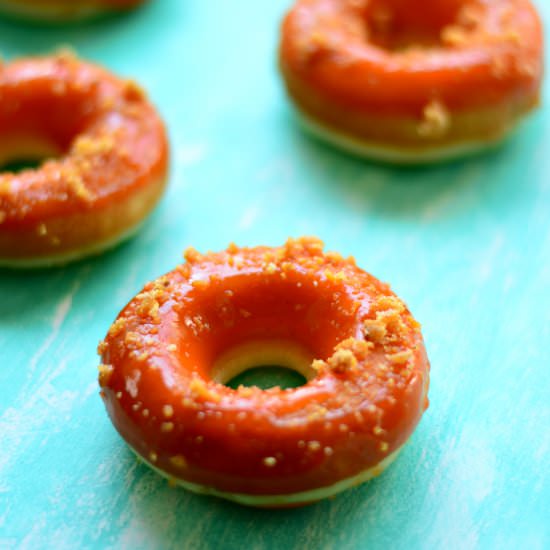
[0,53,169,267]
[279,0,544,161]
[0,0,146,22]
[98,237,430,506]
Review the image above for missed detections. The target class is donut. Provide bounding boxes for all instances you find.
[0,0,145,22]
[98,237,430,507]
[0,53,169,268]
[279,0,544,163]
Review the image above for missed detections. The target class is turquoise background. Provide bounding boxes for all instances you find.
[0,1,549,549]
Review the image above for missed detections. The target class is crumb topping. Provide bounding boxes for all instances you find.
[73,135,115,157]
[307,440,321,452]
[54,47,78,64]
[441,25,469,47]
[327,348,358,373]
[183,314,210,336]
[237,386,255,398]
[135,292,161,320]
[162,404,174,418]
[169,455,187,469]
[123,80,146,102]
[363,318,387,343]
[65,171,94,202]
[183,246,202,264]
[97,340,108,355]
[97,364,113,387]
[364,295,411,347]
[108,318,127,337]
[189,377,221,403]
[417,100,450,138]
[0,179,11,196]
[387,350,414,365]
[263,457,277,467]
[161,422,174,433]
[373,425,385,436]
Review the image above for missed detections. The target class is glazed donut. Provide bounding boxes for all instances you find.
[279,0,544,163]
[98,237,430,507]
[0,53,169,268]
[0,0,145,22]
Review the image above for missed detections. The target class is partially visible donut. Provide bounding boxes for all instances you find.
[0,0,146,22]
[279,0,544,163]
[98,237,430,507]
[0,53,169,268]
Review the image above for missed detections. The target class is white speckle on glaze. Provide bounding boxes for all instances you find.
[125,370,142,399]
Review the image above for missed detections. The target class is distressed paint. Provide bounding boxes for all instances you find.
[1,1,549,549]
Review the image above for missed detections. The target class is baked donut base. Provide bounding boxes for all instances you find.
[0,161,167,269]
[130,444,403,508]
[296,109,519,165]
[0,218,146,269]
[0,0,132,23]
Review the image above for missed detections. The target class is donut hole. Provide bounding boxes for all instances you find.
[226,367,307,390]
[0,78,100,174]
[1,158,47,174]
[364,0,468,51]
[214,340,312,390]
[0,141,62,174]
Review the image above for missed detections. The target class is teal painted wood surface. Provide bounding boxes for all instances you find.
[1,2,549,549]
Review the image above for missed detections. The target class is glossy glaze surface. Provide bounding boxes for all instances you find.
[0,54,169,265]
[99,238,429,501]
[280,0,544,154]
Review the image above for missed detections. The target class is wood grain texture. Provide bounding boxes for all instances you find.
[0,1,549,549]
